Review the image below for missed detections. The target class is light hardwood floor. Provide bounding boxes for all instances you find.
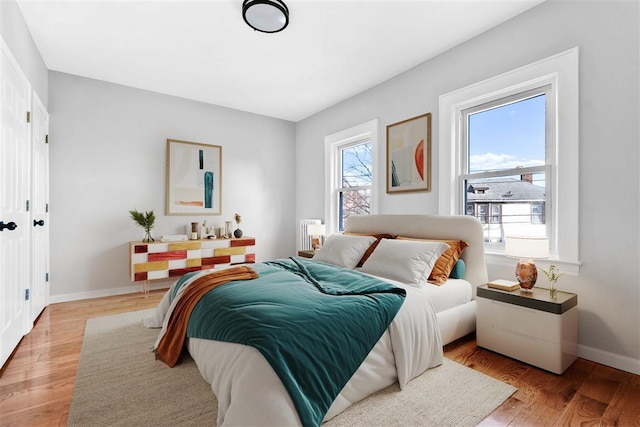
[0,291,638,426]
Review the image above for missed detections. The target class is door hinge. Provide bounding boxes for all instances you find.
[26,200,30,212]
[26,111,31,123]
[45,134,49,144]
[46,273,49,283]
[46,203,49,213]
[25,289,30,301]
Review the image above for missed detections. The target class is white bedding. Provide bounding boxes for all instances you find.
[145,267,443,426]
[356,270,473,314]
[415,279,473,313]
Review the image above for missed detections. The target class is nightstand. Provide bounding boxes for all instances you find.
[297,250,315,259]
[476,284,577,374]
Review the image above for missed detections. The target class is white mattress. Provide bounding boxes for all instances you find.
[356,270,473,314]
[416,279,473,313]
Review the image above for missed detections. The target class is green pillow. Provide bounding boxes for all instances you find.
[448,259,466,279]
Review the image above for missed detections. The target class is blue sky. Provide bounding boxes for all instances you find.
[468,94,546,173]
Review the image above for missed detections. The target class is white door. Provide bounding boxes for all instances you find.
[30,93,49,323]
[0,41,31,367]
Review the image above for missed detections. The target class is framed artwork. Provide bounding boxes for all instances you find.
[166,139,222,215]
[386,113,431,193]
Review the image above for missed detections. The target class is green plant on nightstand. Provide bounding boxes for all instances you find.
[540,264,564,299]
[129,209,156,242]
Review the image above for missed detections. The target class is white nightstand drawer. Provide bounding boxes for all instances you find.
[477,297,562,344]
[476,285,578,374]
[477,321,577,374]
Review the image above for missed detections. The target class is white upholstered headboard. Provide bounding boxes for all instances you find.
[344,214,488,292]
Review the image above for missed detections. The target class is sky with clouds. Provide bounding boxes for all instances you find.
[469,94,545,173]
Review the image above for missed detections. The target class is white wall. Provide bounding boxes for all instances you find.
[49,72,296,300]
[296,0,640,373]
[0,0,48,106]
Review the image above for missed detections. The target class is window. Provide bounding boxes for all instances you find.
[325,120,378,233]
[531,202,545,224]
[491,204,502,224]
[462,87,551,246]
[439,48,579,270]
[338,142,372,231]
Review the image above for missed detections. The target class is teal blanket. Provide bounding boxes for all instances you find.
[184,257,405,427]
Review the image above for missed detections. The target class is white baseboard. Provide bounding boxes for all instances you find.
[578,344,640,375]
[49,281,171,305]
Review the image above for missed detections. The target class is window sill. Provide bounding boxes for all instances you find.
[484,251,581,276]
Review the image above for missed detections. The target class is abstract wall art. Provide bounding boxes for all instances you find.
[166,139,222,215]
[386,113,431,193]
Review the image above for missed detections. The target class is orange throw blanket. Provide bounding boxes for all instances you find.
[155,266,259,367]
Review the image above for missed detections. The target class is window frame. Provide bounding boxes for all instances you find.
[324,119,379,234]
[438,48,580,272]
[461,85,553,252]
[337,140,373,231]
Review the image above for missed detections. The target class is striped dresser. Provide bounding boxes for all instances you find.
[129,238,256,282]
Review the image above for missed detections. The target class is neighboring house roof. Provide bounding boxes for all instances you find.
[467,178,545,203]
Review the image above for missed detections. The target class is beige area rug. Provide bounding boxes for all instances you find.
[68,309,516,427]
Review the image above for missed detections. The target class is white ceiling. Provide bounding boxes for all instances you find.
[16,0,544,122]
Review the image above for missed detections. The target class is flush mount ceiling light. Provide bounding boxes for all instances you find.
[242,0,289,33]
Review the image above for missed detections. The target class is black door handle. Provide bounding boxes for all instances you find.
[33,219,45,227]
[0,221,18,231]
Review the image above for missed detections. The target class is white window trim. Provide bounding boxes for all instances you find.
[324,119,379,234]
[439,48,580,273]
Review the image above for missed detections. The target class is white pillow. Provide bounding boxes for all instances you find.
[359,239,449,285]
[312,234,377,269]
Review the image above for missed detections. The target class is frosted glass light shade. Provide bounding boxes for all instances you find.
[505,236,549,292]
[307,223,325,251]
[505,236,549,259]
[307,224,326,237]
[242,0,289,33]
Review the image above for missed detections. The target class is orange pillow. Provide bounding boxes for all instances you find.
[395,236,468,285]
[343,232,393,267]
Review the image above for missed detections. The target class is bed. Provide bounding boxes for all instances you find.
[144,214,487,426]
[343,214,488,345]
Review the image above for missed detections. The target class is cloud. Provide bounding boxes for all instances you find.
[470,152,544,172]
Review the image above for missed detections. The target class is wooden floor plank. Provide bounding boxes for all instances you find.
[0,290,639,427]
[514,400,562,426]
[476,395,525,427]
[554,393,608,426]
[601,382,640,426]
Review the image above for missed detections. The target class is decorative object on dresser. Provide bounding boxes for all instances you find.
[307,223,326,251]
[504,235,549,291]
[166,139,222,216]
[161,234,188,243]
[540,264,564,299]
[476,284,578,374]
[233,213,243,238]
[129,209,156,243]
[129,237,256,297]
[386,113,431,193]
